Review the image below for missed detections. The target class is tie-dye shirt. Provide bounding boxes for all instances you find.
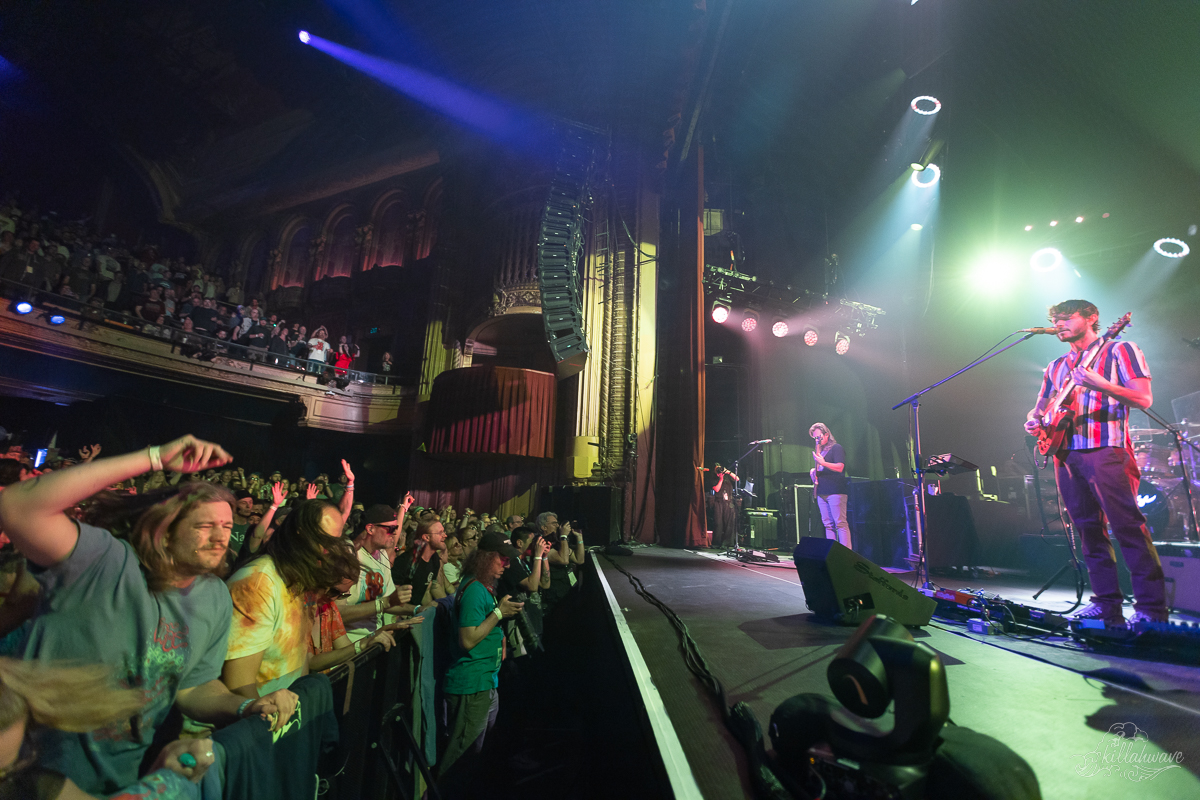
[226,556,310,695]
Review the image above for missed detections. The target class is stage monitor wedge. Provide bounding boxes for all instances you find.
[793,538,935,627]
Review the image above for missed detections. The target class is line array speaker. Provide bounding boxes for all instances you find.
[537,123,607,379]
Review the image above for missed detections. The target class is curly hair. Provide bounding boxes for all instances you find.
[460,549,502,591]
[84,482,235,593]
[1047,299,1100,332]
[251,500,361,596]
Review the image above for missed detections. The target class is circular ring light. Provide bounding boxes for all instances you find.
[1153,238,1189,258]
[1030,247,1063,272]
[910,163,940,188]
[803,328,819,347]
[771,321,789,338]
[910,96,942,115]
[711,305,730,324]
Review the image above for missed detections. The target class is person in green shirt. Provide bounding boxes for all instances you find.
[437,532,524,796]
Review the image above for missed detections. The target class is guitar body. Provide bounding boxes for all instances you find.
[1035,404,1075,457]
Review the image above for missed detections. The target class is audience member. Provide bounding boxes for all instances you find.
[338,500,418,644]
[0,436,296,794]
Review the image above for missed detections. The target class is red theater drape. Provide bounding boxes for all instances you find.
[427,366,556,458]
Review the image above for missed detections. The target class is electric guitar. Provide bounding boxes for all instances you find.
[1033,312,1132,458]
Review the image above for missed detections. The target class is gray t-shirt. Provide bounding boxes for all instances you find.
[25,522,233,795]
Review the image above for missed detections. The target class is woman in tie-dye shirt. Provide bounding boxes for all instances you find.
[222,500,361,698]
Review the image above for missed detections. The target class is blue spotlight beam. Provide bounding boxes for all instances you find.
[298,31,537,144]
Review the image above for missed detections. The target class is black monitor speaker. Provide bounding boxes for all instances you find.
[793,538,935,627]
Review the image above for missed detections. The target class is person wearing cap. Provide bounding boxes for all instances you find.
[437,531,524,795]
[338,498,417,644]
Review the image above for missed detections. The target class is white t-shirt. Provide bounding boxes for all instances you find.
[344,548,395,642]
[307,337,330,363]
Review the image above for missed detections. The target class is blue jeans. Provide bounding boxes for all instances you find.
[817,493,852,549]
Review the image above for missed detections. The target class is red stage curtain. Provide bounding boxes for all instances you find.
[427,366,556,458]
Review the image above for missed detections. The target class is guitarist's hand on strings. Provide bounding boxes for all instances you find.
[1069,365,1106,392]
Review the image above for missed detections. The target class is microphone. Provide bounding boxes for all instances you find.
[750,438,773,445]
[1021,327,1059,335]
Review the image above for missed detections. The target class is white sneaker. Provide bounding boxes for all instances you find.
[1072,602,1125,626]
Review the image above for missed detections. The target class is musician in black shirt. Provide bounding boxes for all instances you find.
[809,423,852,549]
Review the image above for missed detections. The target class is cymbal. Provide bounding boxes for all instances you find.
[1130,427,1167,435]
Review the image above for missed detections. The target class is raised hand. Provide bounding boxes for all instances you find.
[401,492,416,510]
[270,481,287,506]
[78,444,102,462]
[306,483,319,500]
[341,458,355,483]
[159,435,232,473]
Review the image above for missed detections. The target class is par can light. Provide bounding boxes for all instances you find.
[803,327,819,347]
[1153,238,1189,258]
[910,163,940,188]
[298,30,311,44]
[771,320,789,338]
[49,314,65,325]
[910,96,941,115]
[15,301,33,315]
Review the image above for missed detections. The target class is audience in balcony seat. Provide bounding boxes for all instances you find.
[306,326,331,372]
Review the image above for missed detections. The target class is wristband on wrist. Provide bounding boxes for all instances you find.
[492,607,503,621]
[237,698,254,718]
[147,445,163,472]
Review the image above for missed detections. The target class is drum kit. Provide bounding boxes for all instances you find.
[1131,423,1200,540]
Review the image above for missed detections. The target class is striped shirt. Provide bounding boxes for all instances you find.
[1037,339,1150,450]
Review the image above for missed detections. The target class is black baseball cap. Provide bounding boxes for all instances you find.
[363,504,398,526]
[477,531,520,558]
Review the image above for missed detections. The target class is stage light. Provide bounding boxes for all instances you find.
[14,301,32,315]
[741,309,759,333]
[1049,220,1058,227]
[48,314,65,325]
[834,332,850,355]
[1103,213,1111,219]
[711,296,731,323]
[910,163,940,188]
[1024,225,1033,231]
[1030,247,1063,272]
[771,320,789,338]
[910,96,941,115]
[803,326,819,346]
[1153,238,1189,258]
[910,162,925,172]
[1189,224,1197,236]
[910,223,923,231]
[1075,216,1084,223]
[298,30,311,44]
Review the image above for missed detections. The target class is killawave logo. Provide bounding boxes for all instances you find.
[852,560,909,600]
[1073,723,1184,781]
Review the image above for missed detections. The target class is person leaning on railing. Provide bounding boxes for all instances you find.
[0,436,298,795]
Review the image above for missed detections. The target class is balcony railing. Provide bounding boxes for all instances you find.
[2,278,406,388]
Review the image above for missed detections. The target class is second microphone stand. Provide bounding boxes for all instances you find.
[893,331,1046,588]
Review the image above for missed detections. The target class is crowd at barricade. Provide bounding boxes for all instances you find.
[0,195,396,382]
[0,434,588,798]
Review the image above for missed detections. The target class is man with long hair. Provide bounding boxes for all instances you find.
[1025,299,1167,626]
[0,435,296,795]
[809,423,852,548]
[222,500,363,698]
[438,532,524,797]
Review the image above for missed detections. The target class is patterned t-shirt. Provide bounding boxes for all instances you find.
[1037,339,1151,450]
[344,548,395,643]
[25,523,231,795]
[309,598,348,655]
[226,556,310,695]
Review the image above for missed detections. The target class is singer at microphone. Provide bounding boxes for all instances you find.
[1021,327,1060,335]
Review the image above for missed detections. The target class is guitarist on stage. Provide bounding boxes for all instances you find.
[1024,299,1168,627]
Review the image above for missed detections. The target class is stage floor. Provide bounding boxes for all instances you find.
[598,546,1200,800]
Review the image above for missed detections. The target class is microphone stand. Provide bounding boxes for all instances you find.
[892,331,1044,588]
[728,441,767,556]
[1141,409,1200,542]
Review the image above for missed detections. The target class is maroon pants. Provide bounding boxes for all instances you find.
[1054,446,1167,618]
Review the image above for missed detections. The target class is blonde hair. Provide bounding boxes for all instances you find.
[809,423,836,445]
[0,659,145,733]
